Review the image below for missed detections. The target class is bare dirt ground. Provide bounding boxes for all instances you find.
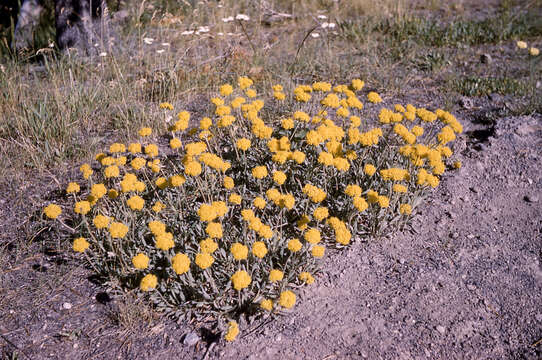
[1,97,541,359]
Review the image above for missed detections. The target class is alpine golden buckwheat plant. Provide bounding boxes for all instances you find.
[43,76,463,342]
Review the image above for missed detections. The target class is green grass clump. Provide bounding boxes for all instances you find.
[451,76,527,97]
[378,12,542,47]
[42,77,463,341]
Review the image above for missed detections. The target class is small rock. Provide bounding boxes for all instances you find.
[436,325,446,334]
[182,332,200,346]
[467,284,476,291]
[425,349,431,357]
[535,313,542,322]
[450,232,459,239]
[276,334,282,342]
[467,234,475,239]
[62,302,72,310]
[73,343,78,349]
[399,258,406,265]
[524,194,539,203]
[459,97,474,109]
[480,53,492,64]
[113,10,130,22]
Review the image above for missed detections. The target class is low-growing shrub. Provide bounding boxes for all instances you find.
[43,77,463,341]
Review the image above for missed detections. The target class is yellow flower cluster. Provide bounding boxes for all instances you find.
[379,168,409,181]
[49,76,464,341]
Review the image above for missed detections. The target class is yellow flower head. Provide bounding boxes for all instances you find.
[195,253,214,269]
[313,207,329,221]
[172,253,191,274]
[260,299,273,311]
[43,204,62,219]
[148,221,166,237]
[364,164,376,176]
[344,184,361,197]
[127,195,145,211]
[274,91,286,100]
[229,193,242,205]
[152,201,165,213]
[109,222,129,238]
[288,238,302,252]
[393,184,407,193]
[529,47,539,56]
[253,197,266,209]
[312,244,325,258]
[245,88,257,98]
[155,232,175,251]
[400,203,412,215]
[236,138,251,151]
[321,93,340,108]
[128,143,141,154]
[304,228,321,244]
[252,241,268,258]
[224,320,239,342]
[73,237,89,252]
[223,176,235,189]
[108,189,118,199]
[169,174,186,187]
[251,166,268,179]
[140,274,157,291]
[66,182,80,194]
[279,290,296,309]
[231,270,251,290]
[517,40,527,49]
[272,171,287,185]
[241,209,255,221]
[231,243,249,260]
[132,253,150,269]
[367,91,382,103]
[224,321,240,342]
[269,269,284,282]
[74,201,91,215]
[170,138,182,149]
[138,127,152,137]
[205,222,223,238]
[159,102,174,110]
[93,214,110,229]
[377,195,390,208]
[291,151,306,164]
[219,84,233,96]
[351,78,365,90]
[199,238,218,254]
[175,111,190,131]
[90,184,107,199]
[131,157,146,170]
[299,272,315,284]
[184,161,202,176]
